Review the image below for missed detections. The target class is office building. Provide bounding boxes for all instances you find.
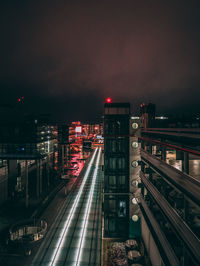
[103,102,130,237]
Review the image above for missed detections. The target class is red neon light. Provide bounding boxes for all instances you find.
[106,97,112,103]
[17,96,24,102]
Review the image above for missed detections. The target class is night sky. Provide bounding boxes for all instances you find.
[1,0,200,123]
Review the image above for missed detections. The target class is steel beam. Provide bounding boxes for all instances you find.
[141,149,200,206]
[141,172,200,265]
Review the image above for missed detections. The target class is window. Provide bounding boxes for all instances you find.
[109,176,116,187]
[118,200,126,217]
[118,175,126,186]
[105,217,116,233]
[118,157,125,170]
[109,218,116,232]
[109,199,116,211]
[118,139,125,152]
[109,158,116,170]
[105,175,127,192]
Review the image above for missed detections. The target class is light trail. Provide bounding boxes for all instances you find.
[48,148,98,266]
[75,147,101,265]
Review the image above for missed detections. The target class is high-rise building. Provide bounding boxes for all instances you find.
[103,102,130,237]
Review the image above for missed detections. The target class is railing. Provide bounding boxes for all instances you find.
[139,134,200,265]
[141,171,200,265]
[141,150,200,206]
[141,128,200,146]
[139,136,200,157]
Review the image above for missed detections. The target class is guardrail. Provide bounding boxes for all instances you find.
[141,149,200,206]
[139,136,200,157]
[141,172,200,265]
[139,197,179,266]
[141,128,200,146]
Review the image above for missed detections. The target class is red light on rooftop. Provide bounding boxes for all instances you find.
[106,97,112,103]
[17,96,24,103]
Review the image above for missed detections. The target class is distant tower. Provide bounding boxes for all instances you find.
[140,103,156,128]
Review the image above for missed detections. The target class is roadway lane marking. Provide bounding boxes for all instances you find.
[75,147,101,265]
[49,148,98,266]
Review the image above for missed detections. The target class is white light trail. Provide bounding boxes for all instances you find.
[75,147,101,265]
[49,148,98,266]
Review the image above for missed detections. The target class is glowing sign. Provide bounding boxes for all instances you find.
[75,126,82,133]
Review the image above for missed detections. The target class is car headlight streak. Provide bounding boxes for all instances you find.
[75,147,101,265]
[49,148,98,266]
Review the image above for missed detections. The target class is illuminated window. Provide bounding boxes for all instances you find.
[118,200,126,217]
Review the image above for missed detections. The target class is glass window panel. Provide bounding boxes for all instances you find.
[112,141,116,152]
[109,176,116,186]
[118,176,126,186]
[109,158,116,170]
[105,217,109,231]
[118,200,126,217]
[109,199,116,210]
[109,218,116,232]
[118,158,125,170]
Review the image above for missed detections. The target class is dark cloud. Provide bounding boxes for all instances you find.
[1,0,200,121]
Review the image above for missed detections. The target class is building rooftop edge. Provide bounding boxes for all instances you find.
[104,102,130,108]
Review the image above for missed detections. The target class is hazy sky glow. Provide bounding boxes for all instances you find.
[1,0,200,122]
